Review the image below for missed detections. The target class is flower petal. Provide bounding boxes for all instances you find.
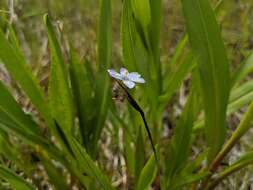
[123,80,135,89]
[133,77,145,83]
[107,69,123,80]
[128,72,145,83]
[120,68,128,76]
[129,72,141,77]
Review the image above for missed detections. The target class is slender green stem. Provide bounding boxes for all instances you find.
[210,100,253,172]
[206,159,253,190]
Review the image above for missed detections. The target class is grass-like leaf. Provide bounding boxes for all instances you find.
[136,152,157,190]
[41,158,69,190]
[194,79,253,130]
[69,47,95,146]
[0,28,51,127]
[121,0,137,71]
[207,151,253,189]
[159,52,195,108]
[70,138,115,190]
[209,98,253,173]
[232,52,253,86]
[0,81,40,135]
[165,86,199,186]
[131,0,151,27]
[181,0,230,162]
[44,14,74,134]
[0,165,35,190]
[171,171,209,190]
[134,126,145,183]
[93,0,112,152]
[149,0,162,93]
[0,122,89,189]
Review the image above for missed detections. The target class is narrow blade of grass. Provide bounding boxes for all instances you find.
[0,81,40,135]
[149,0,162,92]
[69,47,95,146]
[0,165,35,190]
[93,0,112,151]
[159,52,195,107]
[0,28,51,127]
[134,126,145,184]
[131,0,151,28]
[70,138,115,190]
[171,171,209,190]
[231,52,253,86]
[136,152,157,190]
[207,151,253,189]
[209,99,253,173]
[181,0,230,162]
[44,14,74,134]
[41,158,69,190]
[165,86,199,184]
[121,0,137,71]
[230,79,253,103]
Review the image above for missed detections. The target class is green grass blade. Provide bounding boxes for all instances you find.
[194,84,253,131]
[227,79,253,114]
[165,88,199,182]
[131,0,151,28]
[0,130,17,160]
[41,158,69,190]
[83,58,95,86]
[93,0,112,150]
[0,165,35,190]
[159,52,195,107]
[44,14,74,133]
[0,121,51,153]
[194,78,253,130]
[121,0,137,71]
[228,90,253,114]
[224,151,253,172]
[7,24,21,51]
[0,81,40,135]
[230,80,253,103]
[182,150,209,174]
[97,0,112,72]
[0,28,51,126]
[149,0,162,91]
[161,0,224,108]
[209,98,253,173]
[149,0,162,54]
[181,0,230,162]
[162,35,188,86]
[69,47,95,146]
[0,117,89,189]
[134,126,145,183]
[136,152,157,190]
[70,138,115,190]
[124,128,135,176]
[171,171,209,190]
[231,52,253,86]
[207,151,253,189]
[170,35,188,66]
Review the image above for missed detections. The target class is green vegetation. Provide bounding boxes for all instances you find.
[0,0,252,189]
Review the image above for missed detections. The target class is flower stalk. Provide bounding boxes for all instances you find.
[116,80,159,167]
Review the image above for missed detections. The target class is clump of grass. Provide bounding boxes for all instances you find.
[0,0,252,189]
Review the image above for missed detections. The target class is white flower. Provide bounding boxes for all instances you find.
[107,68,145,89]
